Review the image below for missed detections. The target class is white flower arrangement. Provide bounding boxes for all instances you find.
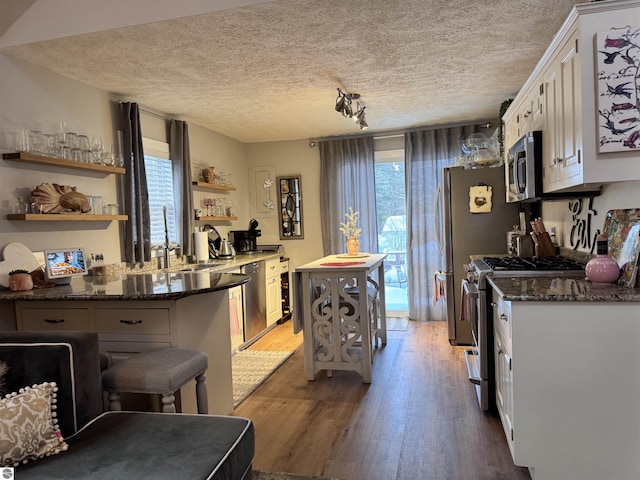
[339,207,362,238]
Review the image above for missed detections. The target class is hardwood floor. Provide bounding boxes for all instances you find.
[237,320,530,480]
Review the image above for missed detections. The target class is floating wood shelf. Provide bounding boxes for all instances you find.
[192,181,236,192]
[196,216,238,222]
[7,214,128,221]
[3,152,125,175]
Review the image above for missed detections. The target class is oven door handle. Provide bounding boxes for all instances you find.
[464,349,482,385]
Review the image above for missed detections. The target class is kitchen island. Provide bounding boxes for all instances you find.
[0,270,249,415]
[295,253,387,383]
[488,275,640,480]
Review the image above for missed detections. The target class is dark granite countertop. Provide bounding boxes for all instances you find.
[488,275,640,302]
[0,271,249,301]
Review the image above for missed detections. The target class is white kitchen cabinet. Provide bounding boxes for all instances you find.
[19,306,90,331]
[541,29,582,192]
[503,1,640,194]
[489,293,640,480]
[492,292,514,459]
[265,257,282,326]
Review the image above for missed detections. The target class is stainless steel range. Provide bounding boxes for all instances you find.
[462,255,585,410]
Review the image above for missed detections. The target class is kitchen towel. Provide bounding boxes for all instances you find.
[194,231,209,262]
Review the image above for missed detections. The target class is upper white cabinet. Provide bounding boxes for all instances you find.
[503,0,640,194]
[541,29,582,191]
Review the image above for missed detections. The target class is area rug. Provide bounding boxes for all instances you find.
[252,471,339,480]
[232,350,293,407]
[386,316,409,331]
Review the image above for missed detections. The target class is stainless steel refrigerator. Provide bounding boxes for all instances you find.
[439,165,520,345]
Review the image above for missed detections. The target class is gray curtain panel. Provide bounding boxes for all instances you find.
[319,136,378,256]
[119,102,151,266]
[169,120,194,257]
[405,124,480,321]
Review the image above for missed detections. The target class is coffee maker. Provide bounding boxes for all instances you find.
[229,219,261,254]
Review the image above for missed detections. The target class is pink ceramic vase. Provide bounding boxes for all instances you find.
[585,236,620,284]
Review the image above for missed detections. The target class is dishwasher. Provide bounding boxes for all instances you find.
[241,261,267,347]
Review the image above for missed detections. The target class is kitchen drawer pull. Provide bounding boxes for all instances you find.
[44,318,65,324]
[120,319,143,325]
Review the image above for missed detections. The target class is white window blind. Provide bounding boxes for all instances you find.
[142,138,177,247]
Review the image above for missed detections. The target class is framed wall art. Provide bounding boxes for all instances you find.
[596,26,640,153]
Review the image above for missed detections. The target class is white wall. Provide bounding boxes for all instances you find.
[0,53,121,263]
[0,52,248,265]
[188,122,248,242]
[541,180,640,252]
[245,140,323,270]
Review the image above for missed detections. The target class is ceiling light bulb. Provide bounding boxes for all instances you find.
[358,116,368,130]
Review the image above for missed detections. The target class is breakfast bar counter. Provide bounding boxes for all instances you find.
[0,271,250,415]
[0,271,249,301]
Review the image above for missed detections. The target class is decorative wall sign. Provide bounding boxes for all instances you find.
[596,26,640,153]
[568,197,599,253]
[468,185,492,213]
[249,166,277,217]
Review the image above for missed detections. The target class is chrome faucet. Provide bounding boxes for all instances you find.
[163,206,175,269]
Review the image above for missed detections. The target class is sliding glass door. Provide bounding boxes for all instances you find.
[374,149,408,314]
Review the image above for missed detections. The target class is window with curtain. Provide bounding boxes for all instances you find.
[118,103,193,265]
[143,137,178,247]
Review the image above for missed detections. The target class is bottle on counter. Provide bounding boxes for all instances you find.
[585,235,620,284]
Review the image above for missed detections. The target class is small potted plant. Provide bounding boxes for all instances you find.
[339,207,362,255]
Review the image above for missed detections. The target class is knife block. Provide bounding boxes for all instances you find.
[535,232,557,257]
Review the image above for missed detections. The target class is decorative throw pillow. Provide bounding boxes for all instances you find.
[0,382,69,466]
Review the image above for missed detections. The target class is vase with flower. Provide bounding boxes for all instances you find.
[339,207,362,256]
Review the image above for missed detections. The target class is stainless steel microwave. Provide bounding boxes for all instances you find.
[506,130,542,203]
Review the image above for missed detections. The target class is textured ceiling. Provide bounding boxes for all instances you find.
[0,0,583,143]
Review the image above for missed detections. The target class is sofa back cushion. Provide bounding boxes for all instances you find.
[0,332,103,437]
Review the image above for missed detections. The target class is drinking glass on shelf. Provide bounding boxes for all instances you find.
[78,135,91,163]
[101,151,116,166]
[214,198,225,216]
[66,132,79,161]
[88,195,103,215]
[14,196,28,214]
[29,130,44,154]
[224,199,233,217]
[90,135,103,164]
[14,129,29,152]
[29,202,43,214]
[202,198,213,216]
[44,134,57,156]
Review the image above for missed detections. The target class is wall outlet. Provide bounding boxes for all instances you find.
[544,221,562,246]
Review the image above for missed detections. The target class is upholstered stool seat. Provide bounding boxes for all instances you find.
[102,347,208,414]
[340,278,382,350]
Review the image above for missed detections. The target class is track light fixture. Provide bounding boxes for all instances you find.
[335,88,368,130]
